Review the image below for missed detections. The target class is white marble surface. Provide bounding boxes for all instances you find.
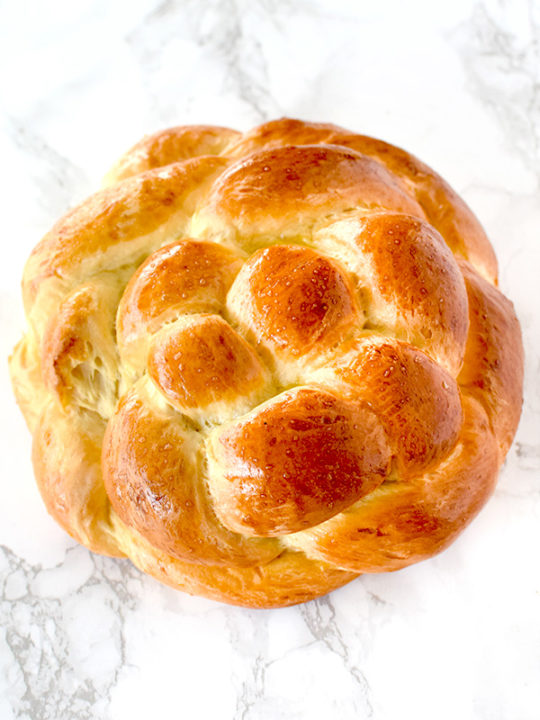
[1,1,540,718]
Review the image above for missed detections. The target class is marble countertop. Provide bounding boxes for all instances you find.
[1,1,539,718]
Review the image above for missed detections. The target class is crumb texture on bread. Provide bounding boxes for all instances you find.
[10,118,523,607]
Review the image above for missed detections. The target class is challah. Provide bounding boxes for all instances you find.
[10,118,523,607]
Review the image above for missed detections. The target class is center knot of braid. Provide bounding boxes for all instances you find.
[104,134,471,567]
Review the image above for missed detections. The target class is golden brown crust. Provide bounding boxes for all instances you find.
[286,395,499,573]
[103,381,280,566]
[333,134,498,282]
[116,238,244,377]
[112,517,359,609]
[23,156,228,318]
[148,314,270,421]
[197,143,425,249]
[104,125,240,185]
[458,261,524,455]
[228,118,498,280]
[10,117,523,607]
[117,239,243,342]
[334,340,463,477]
[207,387,391,536]
[32,401,122,557]
[316,212,470,375]
[226,244,360,364]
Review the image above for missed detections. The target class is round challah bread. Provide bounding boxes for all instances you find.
[10,118,523,608]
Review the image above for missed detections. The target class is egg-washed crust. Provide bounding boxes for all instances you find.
[10,118,523,608]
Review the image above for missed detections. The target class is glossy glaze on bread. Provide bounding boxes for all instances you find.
[10,118,523,607]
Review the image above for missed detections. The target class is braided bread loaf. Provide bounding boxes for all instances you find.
[10,118,523,608]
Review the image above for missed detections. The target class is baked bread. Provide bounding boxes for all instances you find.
[10,118,523,608]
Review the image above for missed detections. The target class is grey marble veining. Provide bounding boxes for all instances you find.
[0,544,137,719]
[1,1,539,718]
[451,1,540,184]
